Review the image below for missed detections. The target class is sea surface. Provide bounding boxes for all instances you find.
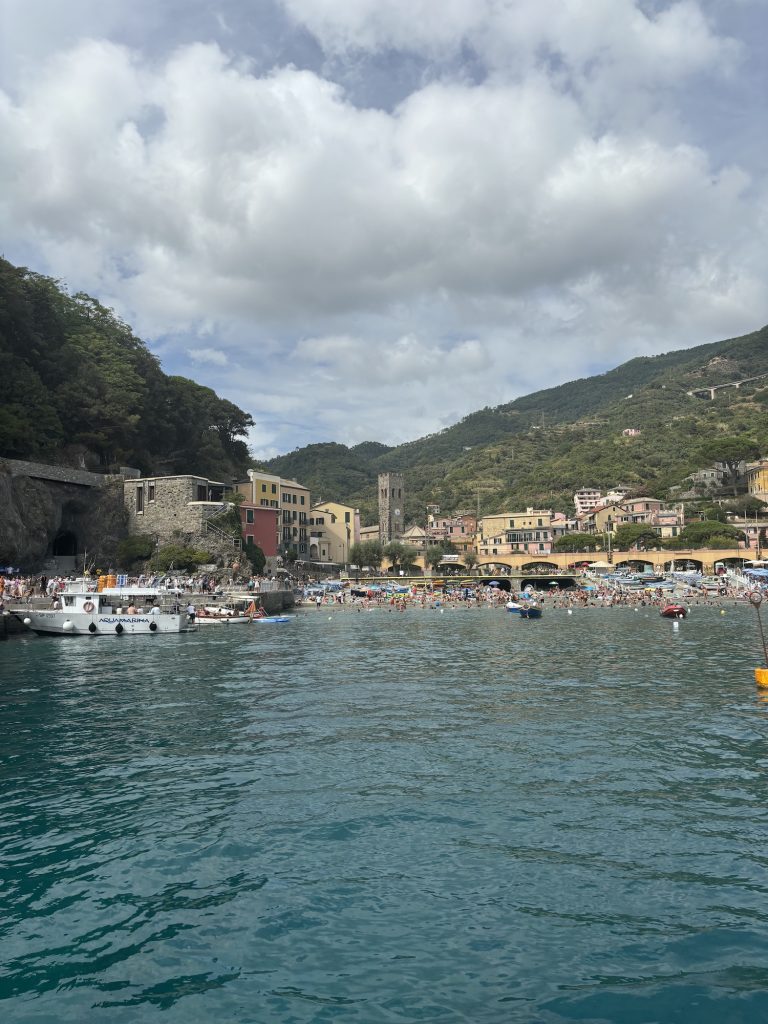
[1,604,768,1023]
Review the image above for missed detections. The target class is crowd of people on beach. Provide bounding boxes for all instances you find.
[1,568,761,616]
[303,581,756,612]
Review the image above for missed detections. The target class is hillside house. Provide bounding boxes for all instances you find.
[123,474,230,544]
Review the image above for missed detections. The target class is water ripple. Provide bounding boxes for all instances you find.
[1,608,767,1022]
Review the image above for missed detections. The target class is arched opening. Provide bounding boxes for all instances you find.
[52,531,77,557]
[484,578,512,593]
[520,561,560,573]
[437,560,466,575]
[715,557,747,569]
[521,576,578,592]
[664,558,704,572]
[477,562,511,576]
[615,559,655,573]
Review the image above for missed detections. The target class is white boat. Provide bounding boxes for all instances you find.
[16,582,196,636]
[195,603,252,625]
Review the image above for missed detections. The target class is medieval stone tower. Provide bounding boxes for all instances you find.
[378,472,404,544]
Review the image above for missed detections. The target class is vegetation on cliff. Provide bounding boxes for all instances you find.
[0,259,253,480]
[262,326,768,522]
[3,256,767,525]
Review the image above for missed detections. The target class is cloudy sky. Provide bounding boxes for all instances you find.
[2,1,766,457]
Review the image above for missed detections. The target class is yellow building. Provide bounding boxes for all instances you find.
[478,509,553,556]
[589,503,631,534]
[747,459,768,501]
[309,501,360,564]
[236,469,311,557]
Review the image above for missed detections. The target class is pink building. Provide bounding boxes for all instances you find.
[239,504,279,558]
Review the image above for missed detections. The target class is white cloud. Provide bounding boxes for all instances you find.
[281,0,738,84]
[187,347,229,366]
[0,2,764,459]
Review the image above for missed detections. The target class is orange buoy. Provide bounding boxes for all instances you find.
[755,668,768,688]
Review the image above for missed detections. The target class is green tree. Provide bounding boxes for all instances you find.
[553,533,601,552]
[424,546,446,571]
[150,544,211,571]
[384,541,419,572]
[361,540,384,569]
[116,534,155,568]
[612,524,660,550]
[699,436,761,496]
[676,519,744,549]
[724,496,767,518]
[244,543,266,575]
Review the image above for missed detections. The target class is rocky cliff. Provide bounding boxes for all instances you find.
[0,462,128,569]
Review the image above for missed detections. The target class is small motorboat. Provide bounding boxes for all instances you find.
[505,600,522,614]
[518,605,543,619]
[252,615,292,624]
[195,605,252,625]
[660,605,687,619]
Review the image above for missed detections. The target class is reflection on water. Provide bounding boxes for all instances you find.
[1,607,768,1023]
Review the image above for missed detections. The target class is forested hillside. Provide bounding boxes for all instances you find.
[0,259,253,480]
[3,255,766,521]
[263,326,768,523]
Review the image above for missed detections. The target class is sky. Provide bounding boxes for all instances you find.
[1,1,766,459]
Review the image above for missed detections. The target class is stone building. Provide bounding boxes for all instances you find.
[123,474,228,544]
[378,472,404,544]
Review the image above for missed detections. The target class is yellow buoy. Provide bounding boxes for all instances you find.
[755,668,768,688]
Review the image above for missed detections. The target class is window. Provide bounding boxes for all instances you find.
[136,486,144,514]
[271,484,277,494]
[293,494,297,504]
[345,512,350,523]
[197,484,207,501]
[148,483,155,502]
[300,496,305,505]
[246,535,254,545]
[246,509,254,524]
[261,483,266,492]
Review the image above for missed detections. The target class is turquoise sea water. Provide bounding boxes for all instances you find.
[1,605,768,1023]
